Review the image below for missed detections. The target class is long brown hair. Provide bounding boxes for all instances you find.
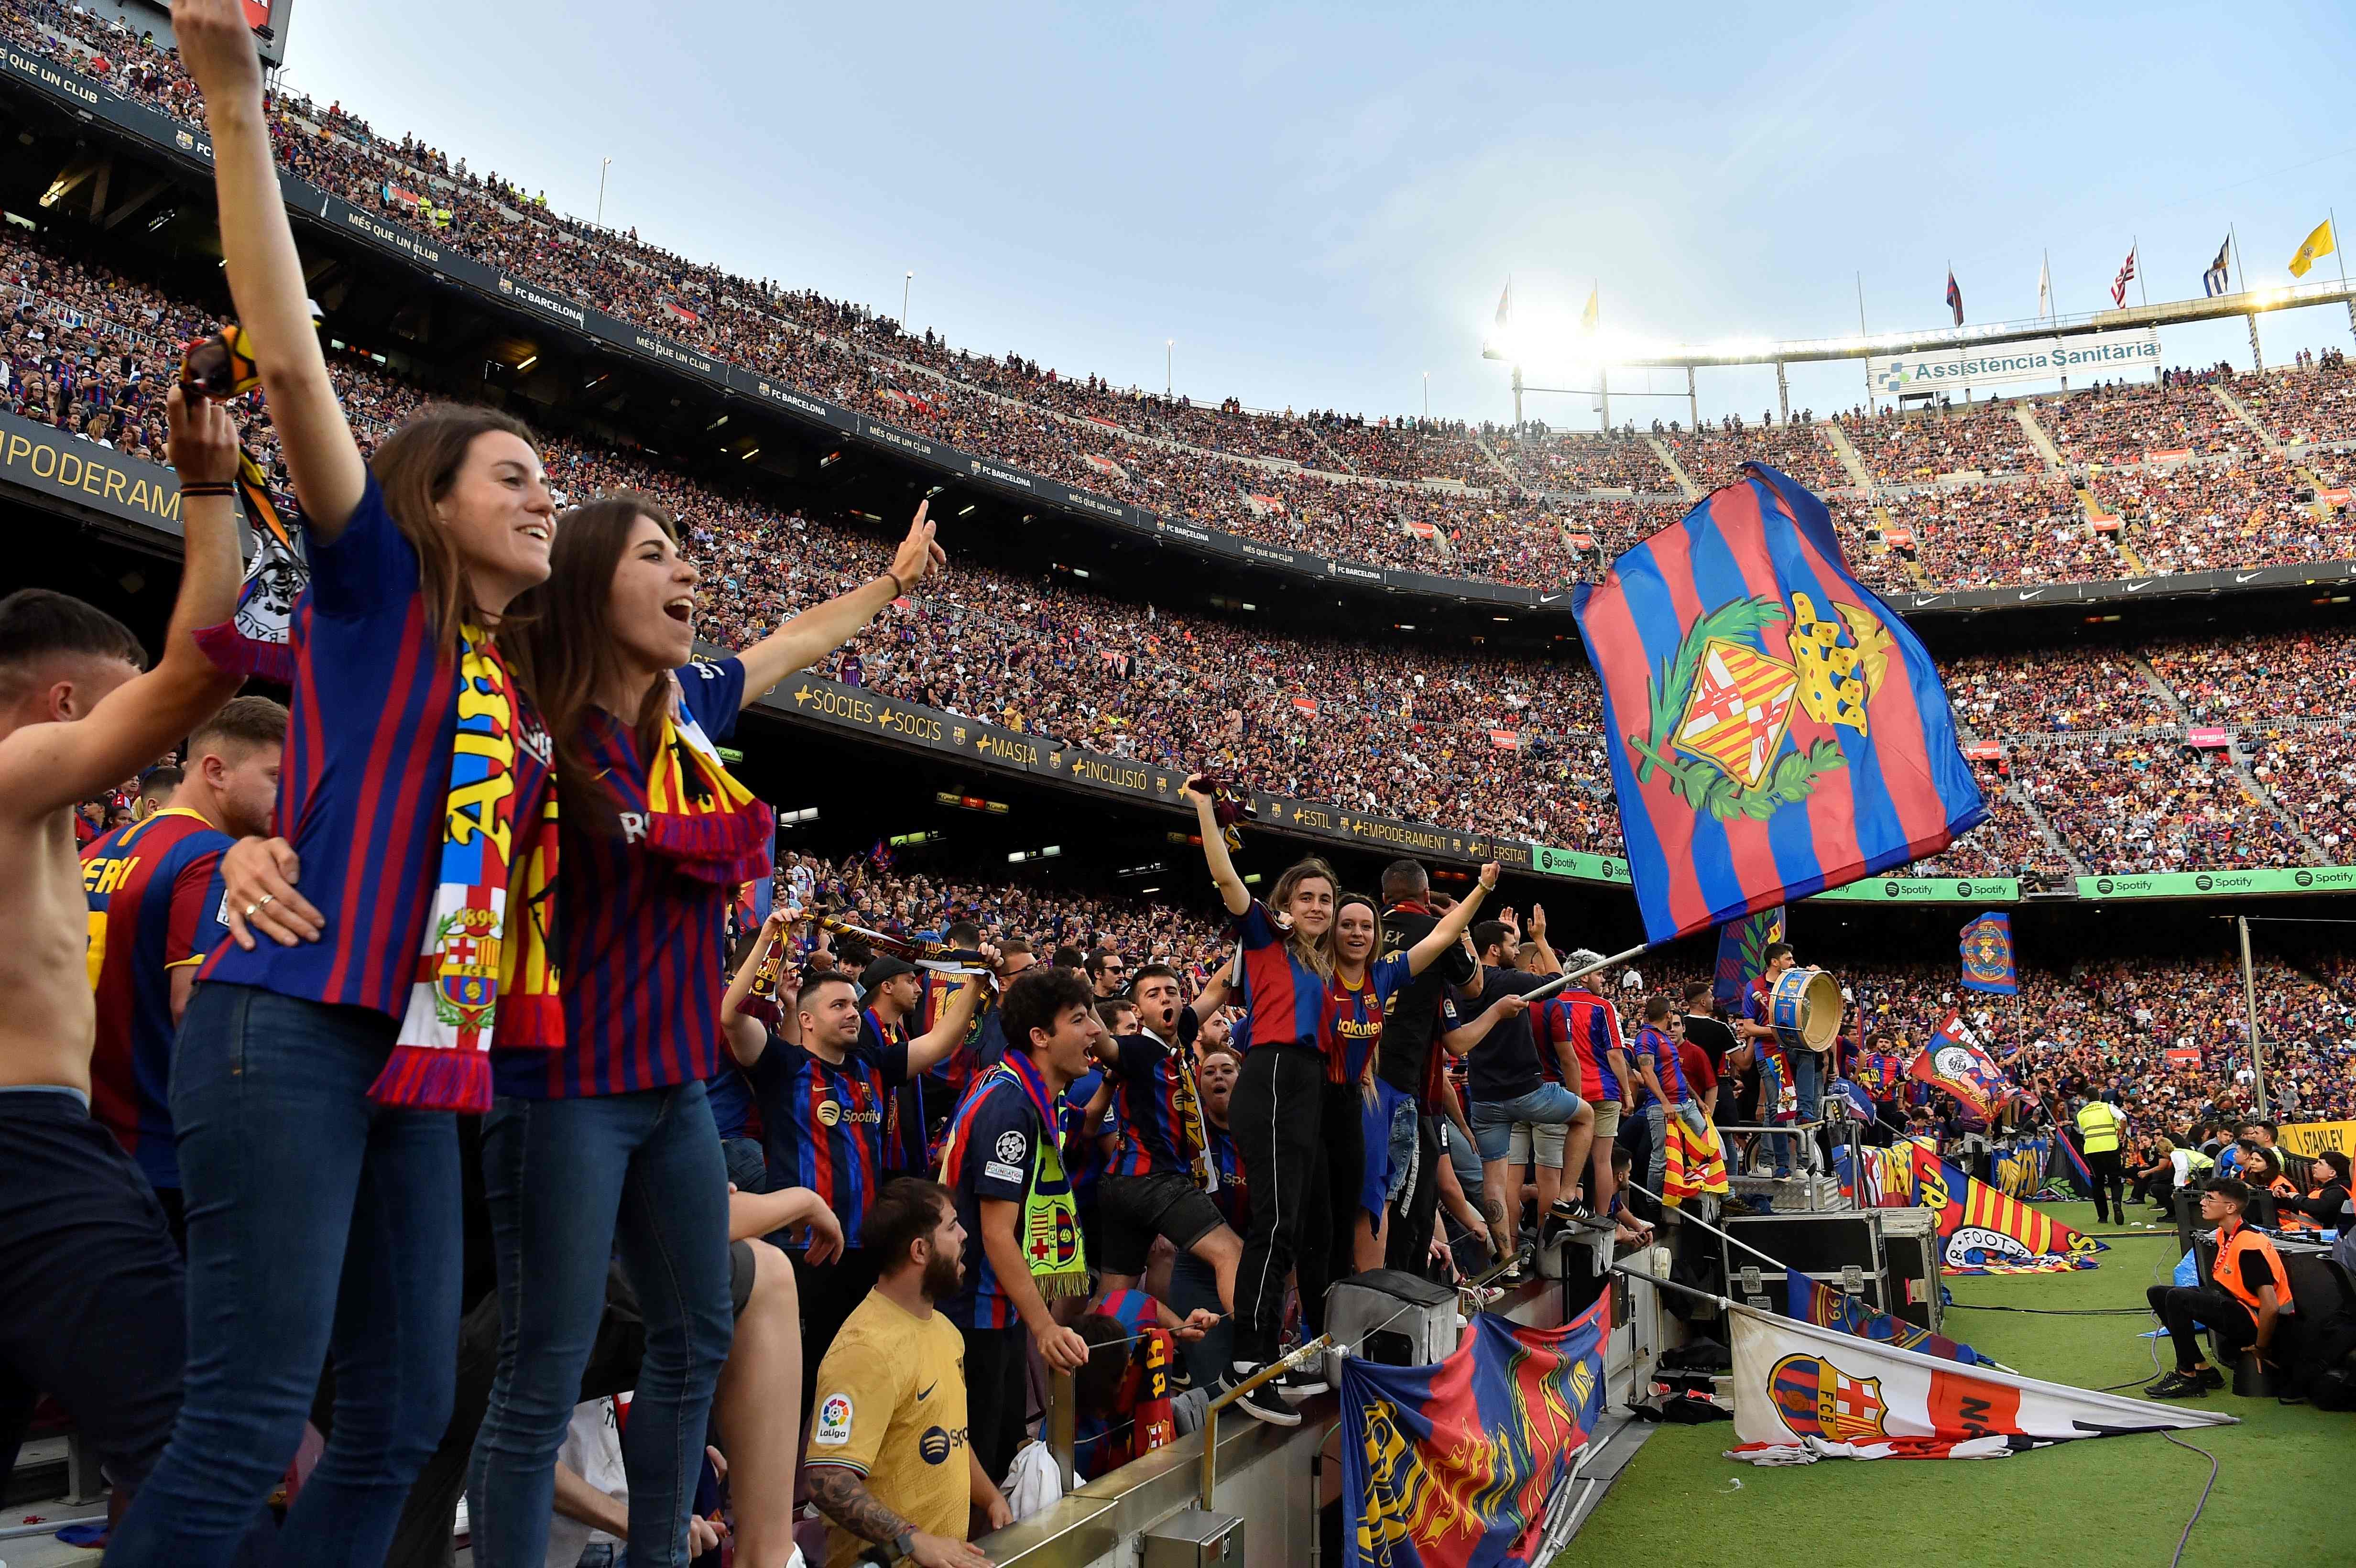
[506,492,678,829]
[369,403,544,645]
[1268,856,1340,981]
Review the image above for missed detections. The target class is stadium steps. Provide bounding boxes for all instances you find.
[1303,423,1357,475]
[1470,431,1520,489]
[1645,436,1702,500]
[2210,382,2282,455]
[1869,502,1931,588]
[1955,719,2084,873]
[1820,418,1877,490]
[2012,402,2067,473]
[2080,488,2147,573]
[2128,656,2330,863]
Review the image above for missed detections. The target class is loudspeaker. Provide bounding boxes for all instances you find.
[1325,1269,1459,1367]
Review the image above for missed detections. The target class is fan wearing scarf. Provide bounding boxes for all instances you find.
[463,490,945,1568]
[112,4,561,1563]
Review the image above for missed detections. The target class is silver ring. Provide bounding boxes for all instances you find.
[243,893,276,919]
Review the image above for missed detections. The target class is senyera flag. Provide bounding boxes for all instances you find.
[1344,1296,1608,1568]
[1958,910,2017,995]
[1726,1304,2233,1463]
[1571,466,1985,944]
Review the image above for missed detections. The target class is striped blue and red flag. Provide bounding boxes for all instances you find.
[1958,910,2017,995]
[1571,466,1985,943]
[1711,905,1784,1013]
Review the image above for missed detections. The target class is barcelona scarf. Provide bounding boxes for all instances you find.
[740,924,790,1026]
[381,627,563,1111]
[944,1055,1089,1298]
[615,704,776,887]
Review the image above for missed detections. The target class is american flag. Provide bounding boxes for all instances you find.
[2110,246,2138,308]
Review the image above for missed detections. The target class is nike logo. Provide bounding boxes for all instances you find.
[2235,571,2262,583]
[917,1382,936,1401]
[2125,580,2151,592]
[2016,589,2045,600]
[1540,593,1562,603]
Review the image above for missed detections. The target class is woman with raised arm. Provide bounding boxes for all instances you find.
[465,485,942,1568]
[111,3,564,1564]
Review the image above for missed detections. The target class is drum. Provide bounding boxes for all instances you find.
[1768,967,1843,1054]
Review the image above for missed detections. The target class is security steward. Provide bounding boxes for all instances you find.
[2074,1093,2127,1226]
[2143,1178,2292,1398]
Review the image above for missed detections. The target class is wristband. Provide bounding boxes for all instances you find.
[179,481,237,497]
[884,570,909,599]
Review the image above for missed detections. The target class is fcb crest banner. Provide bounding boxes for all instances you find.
[1344,1298,1609,1568]
[1901,1141,2105,1273]
[1958,911,2016,995]
[1906,1012,2018,1123]
[1726,1305,2233,1463]
[1571,466,1985,943]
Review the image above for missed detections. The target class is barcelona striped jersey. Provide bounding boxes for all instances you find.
[495,658,745,1099]
[1325,953,1413,1087]
[1637,1024,1686,1105]
[83,807,231,1189]
[940,1049,1057,1330]
[1231,900,1332,1070]
[1538,989,1625,1104]
[747,1029,909,1246]
[203,473,556,1016]
[1103,1033,1197,1179]
[1203,1118,1247,1232]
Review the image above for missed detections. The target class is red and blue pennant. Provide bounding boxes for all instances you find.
[1571,466,1985,943]
[1958,911,2017,995]
[1343,1298,1609,1568]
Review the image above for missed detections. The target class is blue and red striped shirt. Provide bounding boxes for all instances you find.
[942,1052,1059,1330]
[1538,989,1625,1104]
[746,1029,908,1246]
[1637,1024,1686,1105]
[1326,953,1414,1087]
[203,472,556,1016]
[84,807,231,1188]
[495,658,745,1099]
[1103,1033,1196,1179]
[1231,901,1331,1069]
[1204,1119,1247,1232]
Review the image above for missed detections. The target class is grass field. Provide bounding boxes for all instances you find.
[1567,1202,2349,1568]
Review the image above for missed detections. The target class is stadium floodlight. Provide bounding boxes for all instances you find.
[778,807,818,825]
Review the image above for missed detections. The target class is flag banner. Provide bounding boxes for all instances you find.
[1906,1012,2018,1121]
[1570,467,1985,943]
[2288,218,2336,279]
[1712,906,1785,1011]
[1900,1141,2105,1273]
[1781,1268,1989,1366]
[1344,1298,1610,1568]
[1991,1137,2049,1200]
[1724,1305,2234,1463]
[2110,246,2137,308]
[1830,1078,1876,1122]
[1945,270,1963,326]
[1958,911,2017,995]
[2049,1128,2097,1198]
[1662,1114,1728,1204]
[1580,285,1599,331]
[2203,237,2233,297]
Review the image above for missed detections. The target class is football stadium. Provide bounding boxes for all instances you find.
[0,4,2350,1568]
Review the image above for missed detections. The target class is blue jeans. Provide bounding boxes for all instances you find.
[1782,1050,1823,1173]
[110,984,461,1568]
[1469,1083,1585,1162]
[467,1082,732,1568]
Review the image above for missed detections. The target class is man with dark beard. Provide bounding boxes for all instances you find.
[805,1178,1004,1568]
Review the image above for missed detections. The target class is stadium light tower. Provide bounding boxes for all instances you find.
[595,156,612,227]
[1166,339,1174,396]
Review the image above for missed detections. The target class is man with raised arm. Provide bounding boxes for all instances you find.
[0,383,246,1518]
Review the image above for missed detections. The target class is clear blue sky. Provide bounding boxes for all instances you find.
[276,0,2356,431]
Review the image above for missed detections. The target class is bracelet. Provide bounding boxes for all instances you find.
[884,570,909,599]
[179,482,237,497]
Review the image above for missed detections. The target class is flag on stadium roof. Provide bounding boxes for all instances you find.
[1944,268,1963,326]
[2203,236,2233,296]
[1957,911,2016,995]
[2109,244,2137,309]
[1494,279,1512,327]
[2288,218,2337,279]
[1724,1303,2230,1464]
[2035,253,2052,320]
[1580,283,1599,332]
[1569,467,1985,943]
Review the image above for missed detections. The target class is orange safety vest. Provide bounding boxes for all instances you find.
[2270,1175,2318,1232]
[2214,1219,2292,1319]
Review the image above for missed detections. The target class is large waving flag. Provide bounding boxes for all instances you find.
[1725,1305,2233,1463]
[1571,467,1986,943]
[1958,911,2017,995]
[1898,1141,2105,1273]
[1344,1299,1609,1568]
[1711,906,1785,1011]
[1781,1269,1990,1367]
[1907,1012,2017,1122]
[2288,218,2336,279]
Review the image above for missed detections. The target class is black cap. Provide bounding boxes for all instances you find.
[860,955,917,993]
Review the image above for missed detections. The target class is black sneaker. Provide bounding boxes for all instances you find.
[2196,1364,2225,1391]
[2143,1370,2208,1399]
[1550,1197,1592,1221]
[1221,1364,1302,1427]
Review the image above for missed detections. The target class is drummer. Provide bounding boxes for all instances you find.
[1734,943,1823,1176]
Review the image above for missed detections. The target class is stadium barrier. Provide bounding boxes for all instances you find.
[4,43,2354,618]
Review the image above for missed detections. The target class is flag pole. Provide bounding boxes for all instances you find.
[1520,941,1650,1007]
[1856,271,1871,414]
[2134,236,2148,308]
[2334,207,2353,345]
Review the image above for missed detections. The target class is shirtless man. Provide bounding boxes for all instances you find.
[0,383,246,1517]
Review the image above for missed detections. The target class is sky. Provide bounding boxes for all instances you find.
[271,0,2356,433]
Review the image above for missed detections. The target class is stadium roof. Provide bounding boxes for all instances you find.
[1483,276,2356,369]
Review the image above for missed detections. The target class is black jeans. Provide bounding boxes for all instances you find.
[1385,1114,1445,1276]
[1229,1047,1358,1365]
[2147,1284,2256,1372]
[961,1323,1031,1492]
[2085,1149,2125,1221]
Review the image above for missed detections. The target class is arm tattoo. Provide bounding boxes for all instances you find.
[807,1465,912,1546]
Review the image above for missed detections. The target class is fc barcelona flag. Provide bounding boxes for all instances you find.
[1958,911,2016,995]
[1781,1268,1990,1366]
[1343,1299,1609,1568]
[1712,906,1784,1012]
[1906,1012,2018,1123]
[1571,467,1985,943]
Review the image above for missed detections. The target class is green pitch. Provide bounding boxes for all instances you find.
[1567,1202,2346,1568]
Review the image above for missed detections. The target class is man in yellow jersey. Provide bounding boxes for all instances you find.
[806,1178,1009,1568]
[2074,1093,2126,1226]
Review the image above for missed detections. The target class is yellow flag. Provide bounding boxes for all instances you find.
[1580,284,1599,331]
[2288,218,2336,279]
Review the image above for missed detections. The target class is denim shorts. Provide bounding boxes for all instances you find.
[1469,1083,1587,1163]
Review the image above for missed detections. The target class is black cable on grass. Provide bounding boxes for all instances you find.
[1944,1303,2148,1316]
[2161,1430,2222,1568]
